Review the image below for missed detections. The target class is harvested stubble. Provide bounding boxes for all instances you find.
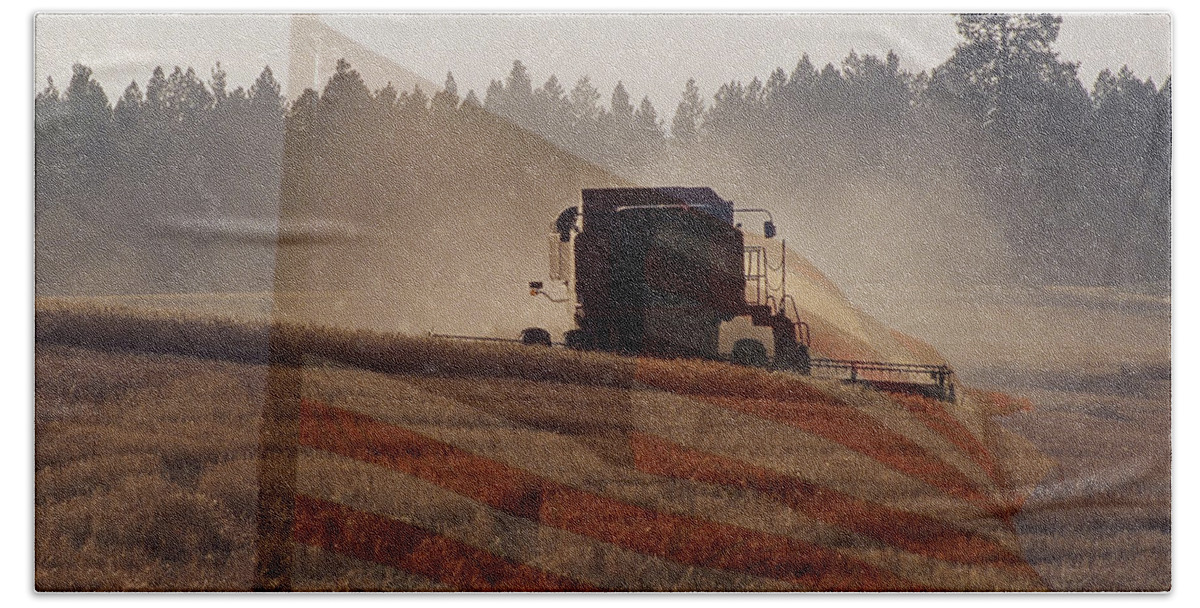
[34,303,1046,591]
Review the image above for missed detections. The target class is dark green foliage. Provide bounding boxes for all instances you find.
[35,16,1171,289]
[36,61,287,296]
[456,15,1168,287]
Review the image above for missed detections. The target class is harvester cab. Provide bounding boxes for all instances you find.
[526,187,811,375]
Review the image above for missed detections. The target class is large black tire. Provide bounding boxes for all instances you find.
[775,343,811,375]
[792,344,812,375]
[731,339,769,368]
[520,327,552,347]
[563,329,592,351]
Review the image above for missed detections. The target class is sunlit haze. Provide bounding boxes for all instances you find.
[36,13,1171,109]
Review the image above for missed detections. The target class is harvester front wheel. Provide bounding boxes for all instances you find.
[564,329,592,350]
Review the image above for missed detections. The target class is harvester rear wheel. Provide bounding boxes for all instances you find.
[520,327,552,347]
[731,339,769,368]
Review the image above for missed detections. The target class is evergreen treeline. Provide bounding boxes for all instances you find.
[35,14,1170,292]
[36,63,286,293]
[479,15,1171,287]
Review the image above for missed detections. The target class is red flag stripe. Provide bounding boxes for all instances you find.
[889,393,1001,483]
[292,495,595,591]
[632,363,1005,517]
[630,431,1036,578]
[296,447,798,591]
[691,394,1005,519]
[309,381,1023,578]
[537,481,919,591]
[298,399,924,591]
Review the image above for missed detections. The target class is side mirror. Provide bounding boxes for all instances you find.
[763,221,776,239]
[555,207,579,242]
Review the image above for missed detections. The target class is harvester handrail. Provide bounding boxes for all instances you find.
[614,203,718,213]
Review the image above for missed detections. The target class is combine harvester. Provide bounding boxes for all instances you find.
[524,187,956,402]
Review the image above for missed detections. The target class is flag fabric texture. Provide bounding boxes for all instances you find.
[278,355,1046,592]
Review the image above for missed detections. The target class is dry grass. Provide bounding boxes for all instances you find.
[35,337,264,591]
[32,304,1066,591]
[32,302,640,591]
[999,385,1170,591]
[35,302,638,389]
[1014,503,1170,591]
[36,473,256,591]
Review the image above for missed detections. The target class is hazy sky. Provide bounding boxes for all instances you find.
[36,13,1172,110]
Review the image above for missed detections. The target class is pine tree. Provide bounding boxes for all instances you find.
[483,79,505,113]
[569,76,601,124]
[764,67,787,102]
[249,66,283,114]
[145,66,168,119]
[113,80,144,128]
[34,77,61,128]
[610,81,634,124]
[505,60,533,102]
[432,72,461,112]
[461,89,482,110]
[320,59,371,116]
[164,66,213,122]
[530,74,570,142]
[400,85,429,120]
[538,75,564,105]
[374,82,398,112]
[63,63,111,123]
[634,96,660,136]
[287,88,320,130]
[210,62,228,105]
[632,95,665,161]
[706,80,747,138]
[34,77,64,177]
[937,13,1079,131]
[670,78,703,143]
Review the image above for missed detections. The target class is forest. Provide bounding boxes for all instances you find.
[35,14,1170,294]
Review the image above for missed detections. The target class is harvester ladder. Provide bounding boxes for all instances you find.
[743,245,810,349]
[743,246,769,307]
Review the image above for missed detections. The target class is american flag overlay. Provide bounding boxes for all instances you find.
[256,350,1047,592]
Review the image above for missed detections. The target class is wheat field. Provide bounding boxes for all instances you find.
[35,304,1054,591]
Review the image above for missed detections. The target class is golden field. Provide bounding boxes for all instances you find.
[34,303,1057,591]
